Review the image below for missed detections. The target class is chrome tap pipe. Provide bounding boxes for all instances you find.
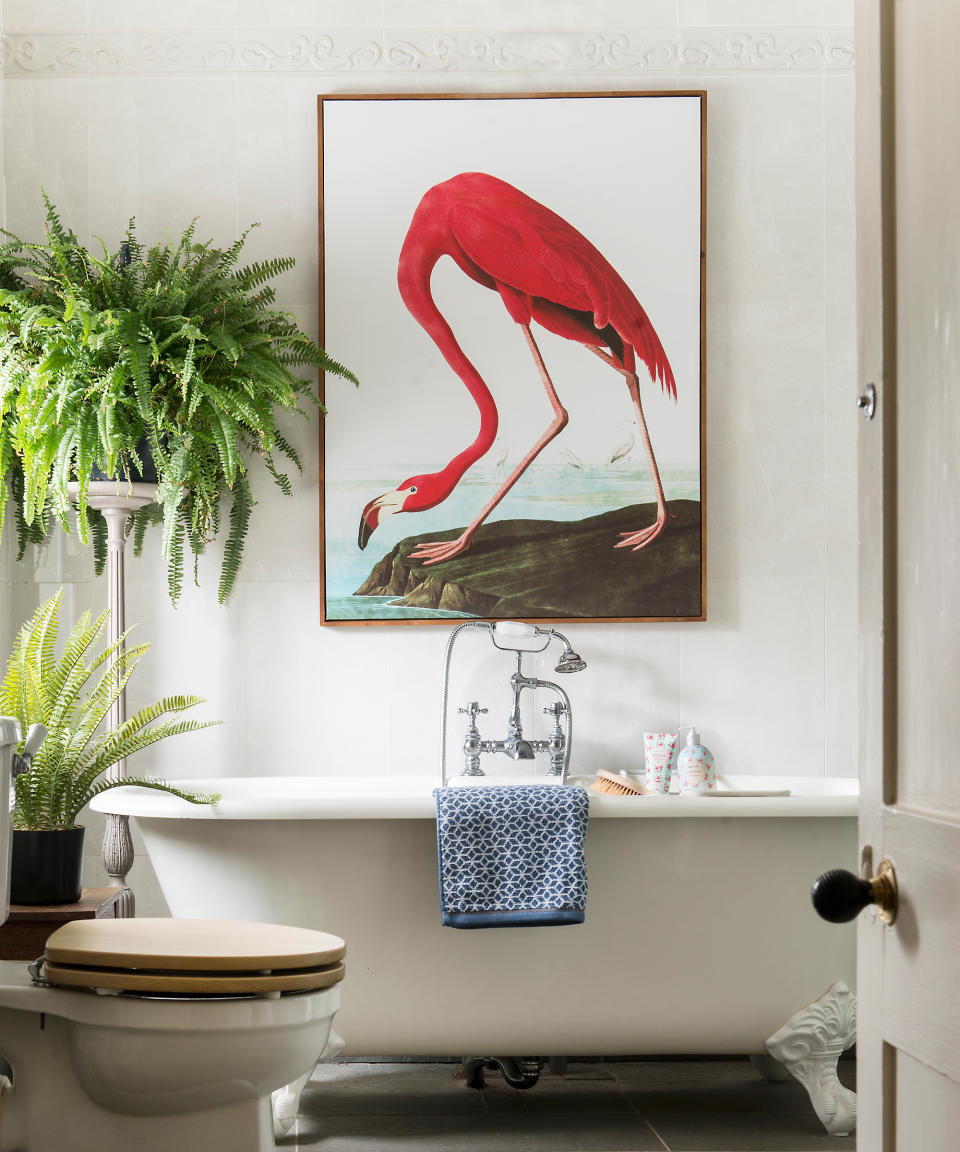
[439,621,581,786]
[440,621,495,786]
[508,671,573,778]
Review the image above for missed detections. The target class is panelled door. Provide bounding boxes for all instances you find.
[856,0,960,1147]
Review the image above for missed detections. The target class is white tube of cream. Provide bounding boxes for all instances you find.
[643,732,678,794]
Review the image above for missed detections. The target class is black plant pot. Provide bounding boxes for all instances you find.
[90,434,158,485]
[10,827,85,905]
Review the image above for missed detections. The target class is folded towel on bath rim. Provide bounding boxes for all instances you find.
[433,784,589,928]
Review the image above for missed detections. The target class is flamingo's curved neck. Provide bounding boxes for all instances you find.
[398,242,498,492]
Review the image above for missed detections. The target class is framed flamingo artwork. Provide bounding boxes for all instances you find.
[319,91,705,625]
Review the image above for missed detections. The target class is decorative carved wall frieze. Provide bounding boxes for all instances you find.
[1,28,854,78]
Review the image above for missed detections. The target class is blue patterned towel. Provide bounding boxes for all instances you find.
[433,785,589,928]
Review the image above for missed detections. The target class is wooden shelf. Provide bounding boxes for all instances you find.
[0,887,125,961]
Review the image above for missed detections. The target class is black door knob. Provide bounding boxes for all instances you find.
[812,859,898,925]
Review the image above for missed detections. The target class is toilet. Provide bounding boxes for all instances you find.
[0,721,345,1152]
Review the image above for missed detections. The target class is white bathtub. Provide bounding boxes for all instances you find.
[93,775,858,1058]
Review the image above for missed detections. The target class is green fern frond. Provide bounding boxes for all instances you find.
[218,475,252,605]
[272,430,302,472]
[5,590,220,828]
[235,255,296,292]
[84,508,107,574]
[204,327,242,363]
[132,502,162,556]
[87,777,221,807]
[0,200,357,602]
[80,717,219,790]
[167,511,185,604]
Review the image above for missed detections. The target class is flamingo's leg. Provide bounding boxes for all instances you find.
[409,325,568,566]
[586,347,669,551]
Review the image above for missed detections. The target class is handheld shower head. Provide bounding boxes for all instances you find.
[554,647,587,674]
[531,627,587,673]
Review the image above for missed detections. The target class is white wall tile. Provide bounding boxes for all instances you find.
[825,73,855,304]
[384,1,679,30]
[2,80,89,239]
[89,1,239,32]
[86,76,240,243]
[679,575,826,776]
[236,580,397,775]
[237,0,385,27]
[236,77,323,307]
[704,76,826,308]
[0,0,858,865]
[826,1,855,29]
[575,622,683,776]
[121,572,244,780]
[679,1,823,25]
[823,295,857,777]
[2,0,87,35]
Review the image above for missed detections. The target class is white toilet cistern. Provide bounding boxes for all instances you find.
[0,718,346,1152]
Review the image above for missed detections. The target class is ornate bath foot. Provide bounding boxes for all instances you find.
[764,980,857,1137]
[271,1028,345,1138]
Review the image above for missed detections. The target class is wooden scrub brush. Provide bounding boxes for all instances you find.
[590,769,644,796]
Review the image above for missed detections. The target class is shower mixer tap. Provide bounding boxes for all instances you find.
[440,621,586,785]
[458,693,568,776]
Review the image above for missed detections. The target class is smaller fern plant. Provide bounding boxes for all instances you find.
[2,589,221,830]
[0,197,358,604]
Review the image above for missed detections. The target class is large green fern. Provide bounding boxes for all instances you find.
[0,198,358,603]
[2,589,221,830]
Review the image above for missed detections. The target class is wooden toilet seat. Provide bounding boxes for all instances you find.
[42,919,346,995]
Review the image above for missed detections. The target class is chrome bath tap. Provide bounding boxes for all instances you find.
[439,622,587,785]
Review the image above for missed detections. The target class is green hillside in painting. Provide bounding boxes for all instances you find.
[355,500,702,620]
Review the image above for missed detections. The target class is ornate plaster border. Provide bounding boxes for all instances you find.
[1,28,854,78]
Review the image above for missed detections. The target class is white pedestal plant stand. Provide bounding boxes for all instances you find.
[68,482,325,1139]
[68,481,158,918]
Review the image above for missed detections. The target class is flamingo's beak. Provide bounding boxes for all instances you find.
[358,489,407,550]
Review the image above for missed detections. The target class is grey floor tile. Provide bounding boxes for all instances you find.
[482,1066,634,1116]
[615,1057,856,1117]
[291,1058,856,1151]
[647,1111,855,1151]
[301,1062,488,1116]
[284,1112,666,1151]
[615,1061,821,1116]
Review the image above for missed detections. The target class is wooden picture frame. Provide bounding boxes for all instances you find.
[319,91,706,624]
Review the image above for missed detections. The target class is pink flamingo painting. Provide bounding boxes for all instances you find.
[358,172,677,566]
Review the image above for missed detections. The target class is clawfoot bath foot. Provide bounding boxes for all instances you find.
[764,980,857,1137]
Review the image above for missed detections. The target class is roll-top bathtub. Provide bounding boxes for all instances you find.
[93,775,857,1058]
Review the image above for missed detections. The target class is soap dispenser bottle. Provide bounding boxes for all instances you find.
[677,728,715,795]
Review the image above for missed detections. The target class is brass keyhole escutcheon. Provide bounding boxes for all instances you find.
[869,857,898,925]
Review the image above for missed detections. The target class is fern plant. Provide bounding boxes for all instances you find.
[0,197,357,603]
[2,589,221,830]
